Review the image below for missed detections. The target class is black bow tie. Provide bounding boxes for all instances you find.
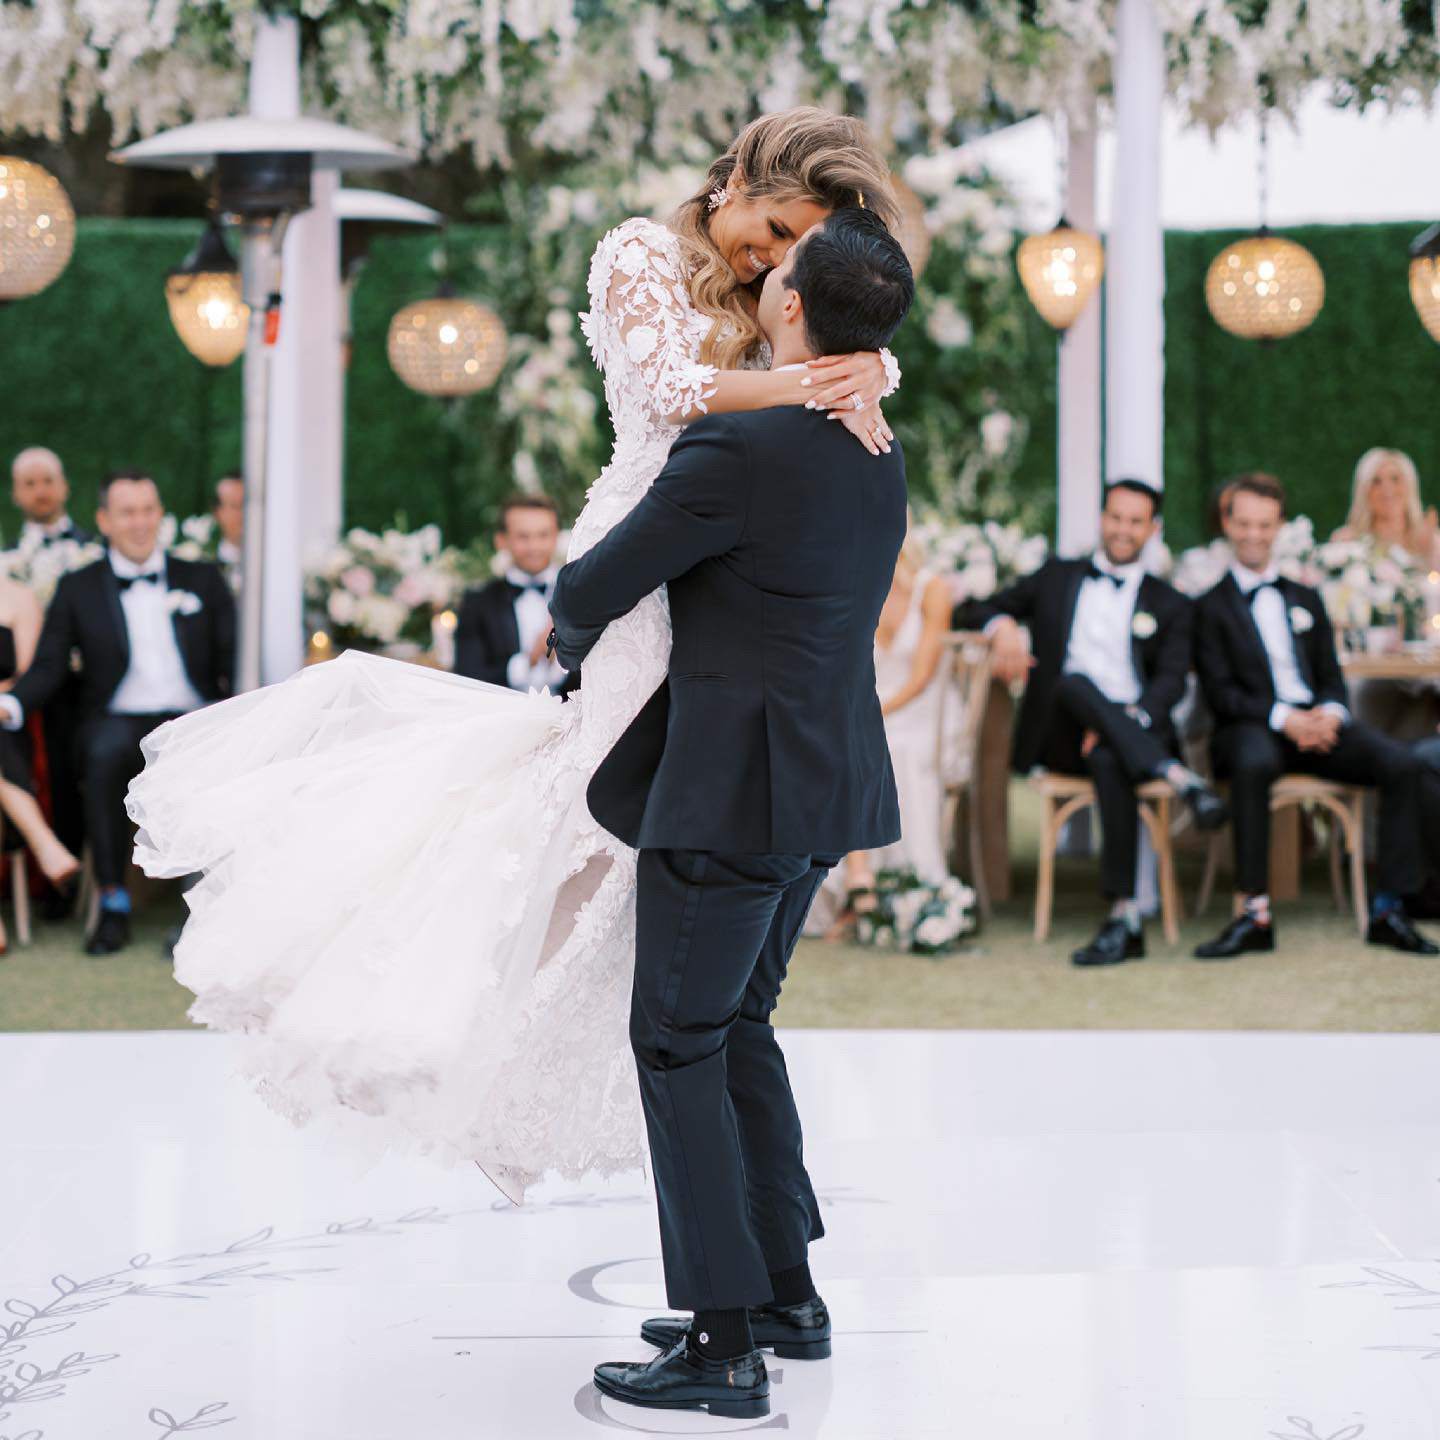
[38,530,73,547]
[1085,562,1126,589]
[1243,579,1281,605]
[116,571,162,591]
[506,578,550,597]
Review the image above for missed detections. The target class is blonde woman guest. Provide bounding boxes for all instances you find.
[828,537,954,933]
[1332,448,1440,567]
[1333,449,1440,741]
[0,572,80,952]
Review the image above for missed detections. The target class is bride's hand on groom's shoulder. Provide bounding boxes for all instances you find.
[829,403,893,456]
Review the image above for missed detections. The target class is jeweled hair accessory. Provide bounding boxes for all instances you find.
[707,187,730,212]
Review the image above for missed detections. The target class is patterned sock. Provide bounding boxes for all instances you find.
[768,1261,817,1307]
[1371,892,1401,919]
[99,888,132,915]
[689,1308,754,1361]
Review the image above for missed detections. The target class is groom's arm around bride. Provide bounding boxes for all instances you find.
[553,208,916,1420]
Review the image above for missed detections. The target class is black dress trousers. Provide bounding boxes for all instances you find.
[1040,673,1175,901]
[82,711,181,887]
[1215,717,1427,897]
[630,847,836,1312]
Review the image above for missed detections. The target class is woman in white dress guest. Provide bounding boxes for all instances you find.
[127,108,903,1200]
[826,532,953,932]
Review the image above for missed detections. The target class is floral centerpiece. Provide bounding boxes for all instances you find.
[912,514,1048,607]
[853,870,976,956]
[303,524,479,655]
[0,531,105,606]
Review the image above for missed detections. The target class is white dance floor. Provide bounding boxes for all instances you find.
[5,1027,1440,1438]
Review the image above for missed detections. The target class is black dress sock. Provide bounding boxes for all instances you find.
[689,1307,754,1360]
[768,1260,817,1307]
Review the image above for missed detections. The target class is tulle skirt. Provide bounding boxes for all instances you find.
[126,650,646,1194]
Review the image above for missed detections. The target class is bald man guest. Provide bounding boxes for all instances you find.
[11,447,92,548]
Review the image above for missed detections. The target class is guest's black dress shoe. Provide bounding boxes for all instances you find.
[593,1338,769,1419]
[1194,913,1274,960]
[1071,918,1144,967]
[1183,783,1230,833]
[1366,909,1440,955]
[84,910,130,956]
[641,1296,832,1360]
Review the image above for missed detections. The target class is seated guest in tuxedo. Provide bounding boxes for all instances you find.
[454,493,571,693]
[213,472,243,592]
[10,446,92,546]
[0,470,236,956]
[963,480,1227,966]
[1193,471,1437,959]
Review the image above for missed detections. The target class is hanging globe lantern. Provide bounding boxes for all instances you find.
[387,292,508,397]
[0,157,76,301]
[1016,219,1104,331]
[1205,231,1324,341]
[891,174,931,280]
[1408,222,1440,345]
[165,219,249,366]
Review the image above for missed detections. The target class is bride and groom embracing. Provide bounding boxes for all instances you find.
[127,109,914,1421]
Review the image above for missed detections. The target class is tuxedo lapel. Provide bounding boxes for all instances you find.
[1219,572,1271,683]
[1132,575,1155,682]
[1277,578,1317,690]
[165,560,200,683]
[98,558,131,671]
[1056,560,1087,658]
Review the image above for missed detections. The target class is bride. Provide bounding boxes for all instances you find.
[127,107,902,1199]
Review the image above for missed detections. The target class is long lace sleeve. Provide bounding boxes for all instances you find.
[580,218,719,427]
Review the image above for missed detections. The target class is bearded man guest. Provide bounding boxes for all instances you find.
[960,480,1227,966]
[1192,471,1437,959]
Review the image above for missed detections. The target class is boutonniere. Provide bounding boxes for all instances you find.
[1131,610,1158,639]
[1289,605,1314,635]
[165,589,203,617]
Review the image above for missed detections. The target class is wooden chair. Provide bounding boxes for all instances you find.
[1030,773,1182,945]
[939,632,994,919]
[1196,776,1368,934]
[3,849,32,947]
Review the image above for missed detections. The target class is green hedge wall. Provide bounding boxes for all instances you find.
[2,217,1435,551]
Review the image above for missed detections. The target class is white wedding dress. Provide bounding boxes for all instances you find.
[126,217,731,1197]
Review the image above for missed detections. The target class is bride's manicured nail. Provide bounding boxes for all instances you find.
[800,378,812,387]
[804,400,815,410]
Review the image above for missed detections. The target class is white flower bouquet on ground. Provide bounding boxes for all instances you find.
[854,870,976,956]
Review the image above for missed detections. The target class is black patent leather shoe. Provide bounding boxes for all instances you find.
[1194,913,1274,960]
[641,1296,832,1360]
[593,1338,769,1419]
[1071,918,1144,967]
[84,909,130,957]
[1366,908,1440,955]
[1184,784,1230,833]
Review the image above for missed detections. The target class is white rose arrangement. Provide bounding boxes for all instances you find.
[0,533,105,607]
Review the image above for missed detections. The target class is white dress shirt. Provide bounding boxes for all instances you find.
[107,547,206,716]
[1230,560,1347,732]
[504,565,568,693]
[21,515,79,547]
[1062,551,1145,706]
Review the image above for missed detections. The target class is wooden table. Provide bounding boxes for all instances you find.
[1268,647,1440,899]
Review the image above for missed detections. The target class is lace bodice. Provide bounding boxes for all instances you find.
[579,217,722,455]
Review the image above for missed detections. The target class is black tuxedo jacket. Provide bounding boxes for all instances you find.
[959,557,1193,772]
[1194,571,1347,733]
[454,578,576,694]
[551,408,906,855]
[12,554,236,721]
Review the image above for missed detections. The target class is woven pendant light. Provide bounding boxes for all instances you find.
[0,157,76,301]
[388,292,508,396]
[165,218,249,366]
[1017,219,1104,331]
[1205,230,1325,341]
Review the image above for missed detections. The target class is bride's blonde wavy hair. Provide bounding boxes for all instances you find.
[671,108,899,370]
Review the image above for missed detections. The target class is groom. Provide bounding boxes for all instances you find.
[550,207,914,1421]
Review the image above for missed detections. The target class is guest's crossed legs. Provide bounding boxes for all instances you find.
[1041,674,1175,900]
[82,712,180,888]
[1215,720,1427,896]
[631,849,837,1312]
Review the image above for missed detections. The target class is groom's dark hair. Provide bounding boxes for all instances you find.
[785,207,914,357]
